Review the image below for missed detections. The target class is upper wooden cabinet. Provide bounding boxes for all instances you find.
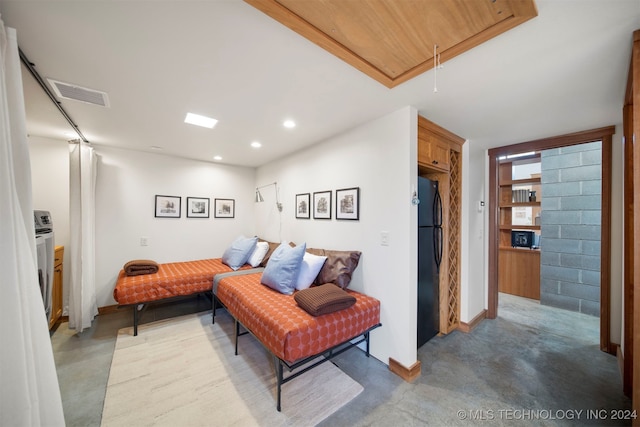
[419,133,450,172]
[418,116,464,174]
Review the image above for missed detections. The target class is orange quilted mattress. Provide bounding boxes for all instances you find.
[216,272,381,363]
[114,258,251,305]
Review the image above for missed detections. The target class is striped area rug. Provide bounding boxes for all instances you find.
[101,311,363,426]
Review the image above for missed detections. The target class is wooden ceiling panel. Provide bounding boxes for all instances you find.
[245,0,537,87]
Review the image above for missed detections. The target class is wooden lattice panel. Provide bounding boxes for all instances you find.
[445,150,461,332]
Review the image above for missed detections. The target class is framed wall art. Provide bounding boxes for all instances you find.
[155,195,181,218]
[295,193,311,219]
[186,197,210,218]
[336,187,359,220]
[214,198,235,218]
[313,190,332,219]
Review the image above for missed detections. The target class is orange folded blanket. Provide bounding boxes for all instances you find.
[123,259,159,276]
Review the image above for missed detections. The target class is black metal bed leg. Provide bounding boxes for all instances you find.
[133,306,138,336]
[235,319,239,356]
[276,359,283,412]
[211,297,216,324]
[365,331,370,357]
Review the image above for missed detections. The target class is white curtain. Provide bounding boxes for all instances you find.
[68,141,98,332]
[0,20,65,426]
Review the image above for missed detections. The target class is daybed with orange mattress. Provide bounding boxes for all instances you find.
[114,236,270,335]
[212,245,381,411]
[114,258,256,335]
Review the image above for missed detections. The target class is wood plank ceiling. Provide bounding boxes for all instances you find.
[245,0,538,88]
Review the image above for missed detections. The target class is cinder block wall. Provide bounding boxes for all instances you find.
[540,141,602,316]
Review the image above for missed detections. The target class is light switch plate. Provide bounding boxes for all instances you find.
[381,231,390,246]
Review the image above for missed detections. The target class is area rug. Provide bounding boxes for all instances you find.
[101,311,363,427]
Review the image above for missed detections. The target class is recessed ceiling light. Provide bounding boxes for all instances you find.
[150,145,164,150]
[283,119,296,129]
[251,141,262,148]
[184,112,218,129]
[213,155,222,161]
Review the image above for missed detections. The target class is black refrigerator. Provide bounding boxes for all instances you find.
[417,176,443,348]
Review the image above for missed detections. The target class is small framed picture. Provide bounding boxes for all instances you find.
[214,198,235,218]
[295,193,311,219]
[186,197,209,218]
[155,195,181,218]
[336,187,359,220]
[313,190,332,220]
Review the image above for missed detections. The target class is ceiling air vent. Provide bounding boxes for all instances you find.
[47,78,110,107]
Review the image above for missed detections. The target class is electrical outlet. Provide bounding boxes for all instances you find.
[140,236,149,246]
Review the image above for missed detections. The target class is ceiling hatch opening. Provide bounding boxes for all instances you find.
[47,78,110,107]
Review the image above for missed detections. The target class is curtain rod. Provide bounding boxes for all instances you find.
[18,48,89,143]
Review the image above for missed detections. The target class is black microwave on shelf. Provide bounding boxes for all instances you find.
[511,230,535,248]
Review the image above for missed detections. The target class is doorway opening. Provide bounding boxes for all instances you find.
[488,126,615,354]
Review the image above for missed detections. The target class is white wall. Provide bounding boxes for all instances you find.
[255,106,418,367]
[29,136,70,312]
[93,146,256,307]
[465,142,488,322]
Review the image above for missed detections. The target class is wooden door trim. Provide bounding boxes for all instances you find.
[628,27,640,418]
[623,102,634,397]
[600,134,613,354]
[487,126,615,354]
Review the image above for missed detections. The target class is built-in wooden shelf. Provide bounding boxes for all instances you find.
[500,177,541,186]
[500,201,541,208]
[499,246,541,252]
[498,155,542,301]
[499,225,541,230]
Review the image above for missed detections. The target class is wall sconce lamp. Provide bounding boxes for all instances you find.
[255,181,282,212]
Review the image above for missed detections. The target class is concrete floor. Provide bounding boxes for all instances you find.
[51,293,631,426]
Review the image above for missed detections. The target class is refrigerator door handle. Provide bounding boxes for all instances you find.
[434,226,443,270]
[433,189,443,228]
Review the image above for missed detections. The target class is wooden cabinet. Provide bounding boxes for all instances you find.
[418,133,450,172]
[418,116,450,173]
[49,246,63,329]
[497,155,541,300]
[498,247,540,300]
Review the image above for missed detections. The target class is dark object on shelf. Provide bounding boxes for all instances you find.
[511,230,534,248]
[529,190,537,202]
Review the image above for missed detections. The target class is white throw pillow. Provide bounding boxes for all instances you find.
[247,241,269,267]
[295,252,328,291]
